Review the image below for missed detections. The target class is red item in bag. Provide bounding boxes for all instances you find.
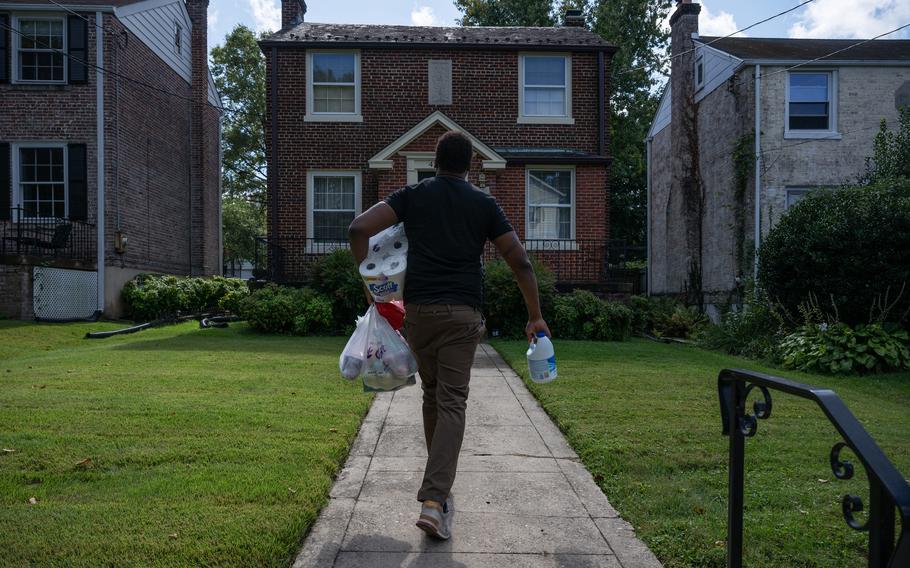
[375,301,405,330]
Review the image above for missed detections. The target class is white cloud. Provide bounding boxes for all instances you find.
[660,2,743,38]
[208,5,219,34]
[699,2,741,37]
[247,0,280,32]
[411,5,439,26]
[788,0,910,39]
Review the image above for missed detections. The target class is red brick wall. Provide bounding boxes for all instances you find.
[265,45,612,282]
[0,12,220,277]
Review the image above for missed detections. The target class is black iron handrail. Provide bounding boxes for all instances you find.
[718,369,910,568]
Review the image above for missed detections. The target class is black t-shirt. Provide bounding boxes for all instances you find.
[384,175,513,308]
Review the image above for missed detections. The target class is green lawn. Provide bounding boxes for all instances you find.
[492,339,909,568]
[0,321,369,567]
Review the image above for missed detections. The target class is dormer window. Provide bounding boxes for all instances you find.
[174,21,182,55]
[305,50,362,122]
[694,53,704,89]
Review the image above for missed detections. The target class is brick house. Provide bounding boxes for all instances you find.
[259,2,616,286]
[0,0,222,320]
[647,0,910,316]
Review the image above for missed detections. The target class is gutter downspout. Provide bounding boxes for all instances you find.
[753,64,761,288]
[598,51,605,157]
[95,11,105,313]
[646,136,652,296]
[218,116,223,275]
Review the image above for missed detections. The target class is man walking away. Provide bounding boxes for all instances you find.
[349,131,550,540]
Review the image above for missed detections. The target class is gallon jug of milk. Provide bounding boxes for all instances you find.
[526,332,557,384]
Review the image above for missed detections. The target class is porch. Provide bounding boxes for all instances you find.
[1,208,97,267]
[253,237,646,295]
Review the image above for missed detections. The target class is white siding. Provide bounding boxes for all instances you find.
[693,41,742,103]
[116,0,192,83]
[648,84,671,138]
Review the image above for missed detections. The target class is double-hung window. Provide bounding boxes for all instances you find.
[306,51,361,122]
[15,17,66,83]
[519,54,573,124]
[786,71,838,138]
[694,53,705,90]
[307,171,361,245]
[526,168,574,241]
[15,145,67,218]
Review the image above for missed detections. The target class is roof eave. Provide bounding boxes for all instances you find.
[734,58,910,70]
[257,39,617,53]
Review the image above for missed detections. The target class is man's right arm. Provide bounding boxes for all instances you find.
[492,231,551,342]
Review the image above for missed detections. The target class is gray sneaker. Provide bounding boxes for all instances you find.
[416,495,454,540]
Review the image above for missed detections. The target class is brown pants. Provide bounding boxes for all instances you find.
[404,304,485,503]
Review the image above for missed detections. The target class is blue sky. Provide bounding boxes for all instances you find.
[208,0,910,51]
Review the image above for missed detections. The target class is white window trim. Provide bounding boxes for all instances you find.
[11,142,69,221]
[694,53,705,90]
[524,165,576,249]
[305,50,363,123]
[306,170,362,253]
[12,14,68,84]
[785,187,814,209]
[784,69,841,140]
[518,53,574,125]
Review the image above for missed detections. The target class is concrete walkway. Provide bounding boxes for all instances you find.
[293,344,663,568]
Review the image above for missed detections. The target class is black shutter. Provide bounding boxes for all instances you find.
[67,16,88,84]
[0,143,10,221]
[0,14,8,83]
[67,144,87,221]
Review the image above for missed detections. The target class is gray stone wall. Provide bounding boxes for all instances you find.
[759,65,910,232]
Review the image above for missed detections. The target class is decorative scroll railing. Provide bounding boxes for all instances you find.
[718,369,909,568]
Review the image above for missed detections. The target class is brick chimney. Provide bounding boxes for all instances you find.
[668,0,702,298]
[186,0,217,274]
[564,9,585,28]
[282,0,306,30]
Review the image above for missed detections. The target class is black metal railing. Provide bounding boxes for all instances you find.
[254,236,646,288]
[718,369,909,568]
[1,208,95,262]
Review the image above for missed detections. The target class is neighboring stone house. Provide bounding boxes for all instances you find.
[0,0,222,320]
[259,1,616,286]
[648,0,910,316]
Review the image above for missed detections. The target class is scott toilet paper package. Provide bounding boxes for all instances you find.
[360,223,408,302]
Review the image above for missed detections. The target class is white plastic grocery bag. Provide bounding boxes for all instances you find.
[339,305,418,392]
[339,309,371,380]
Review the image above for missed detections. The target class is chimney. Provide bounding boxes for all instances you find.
[564,9,585,28]
[186,0,215,274]
[282,0,306,30]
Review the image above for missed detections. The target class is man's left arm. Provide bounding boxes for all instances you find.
[348,202,399,264]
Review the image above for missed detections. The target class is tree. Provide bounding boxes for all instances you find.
[862,105,910,184]
[222,196,264,273]
[454,0,673,245]
[455,0,555,26]
[210,25,268,203]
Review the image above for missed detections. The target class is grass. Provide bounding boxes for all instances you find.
[0,321,370,567]
[492,338,909,568]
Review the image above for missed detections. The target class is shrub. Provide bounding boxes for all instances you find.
[697,305,784,361]
[630,295,706,339]
[780,323,910,374]
[483,256,556,338]
[293,290,334,335]
[758,179,910,327]
[552,290,631,341]
[122,274,248,321]
[310,249,368,333]
[238,285,334,335]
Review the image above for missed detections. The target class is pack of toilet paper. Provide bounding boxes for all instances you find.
[359,223,408,302]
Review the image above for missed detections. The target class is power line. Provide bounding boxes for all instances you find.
[0,20,228,115]
[618,0,816,76]
[45,0,118,37]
